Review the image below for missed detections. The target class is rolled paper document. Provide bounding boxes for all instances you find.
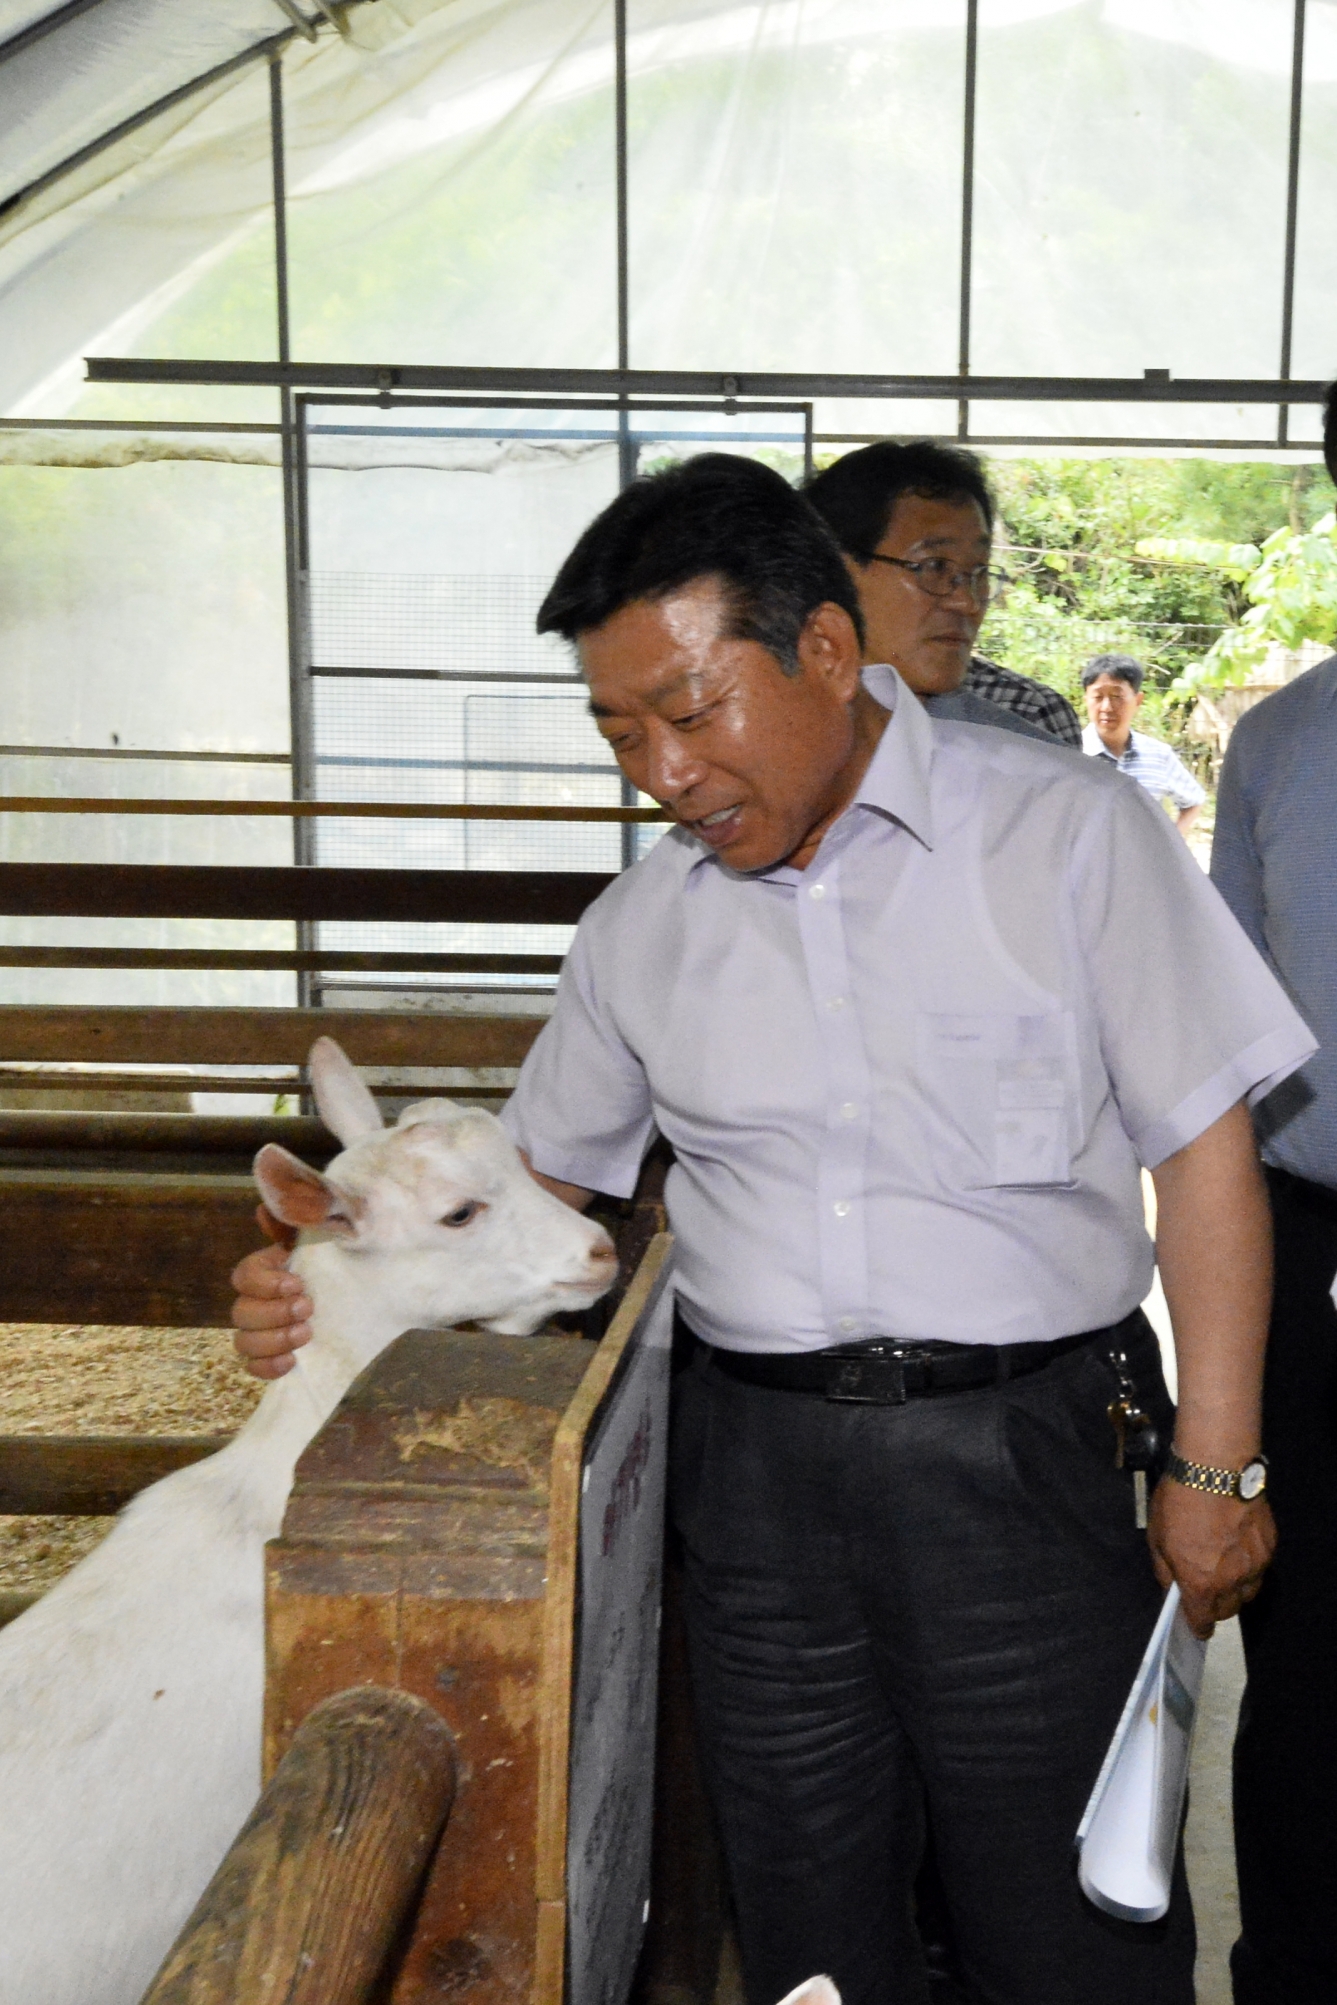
[1076,1584,1207,1922]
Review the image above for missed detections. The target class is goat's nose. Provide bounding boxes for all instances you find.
[587,1239,619,1274]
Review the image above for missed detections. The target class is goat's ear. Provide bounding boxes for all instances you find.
[308,1036,384,1146]
[775,1983,840,2005]
[253,1144,359,1234]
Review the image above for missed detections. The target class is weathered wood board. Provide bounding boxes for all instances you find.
[0,1008,545,1322]
[537,1244,674,2005]
[0,1170,261,1325]
[0,1005,542,1069]
[264,1233,673,2005]
[0,1432,230,1515]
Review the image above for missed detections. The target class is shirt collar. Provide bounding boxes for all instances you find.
[850,664,934,848]
[681,661,934,880]
[1082,721,1130,761]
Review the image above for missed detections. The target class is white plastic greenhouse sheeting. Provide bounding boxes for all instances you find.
[0,434,623,1008]
[0,0,1335,1009]
[1,0,1335,423]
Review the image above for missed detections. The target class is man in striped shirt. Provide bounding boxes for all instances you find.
[1081,653,1205,836]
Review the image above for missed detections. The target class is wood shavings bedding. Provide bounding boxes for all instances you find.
[0,1324,262,1595]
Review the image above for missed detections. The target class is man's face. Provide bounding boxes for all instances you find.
[1084,672,1142,752]
[581,577,869,875]
[849,493,991,696]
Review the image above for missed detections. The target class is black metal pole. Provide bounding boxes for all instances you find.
[0,29,295,228]
[957,0,979,440]
[270,52,316,1002]
[614,0,636,488]
[614,0,640,870]
[1277,0,1306,446]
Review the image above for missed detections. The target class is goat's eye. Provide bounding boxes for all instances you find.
[440,1201,483,1228]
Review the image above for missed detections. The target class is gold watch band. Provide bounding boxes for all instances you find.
[1164,1449,1268,1501]
[1165,1450,1238,1497]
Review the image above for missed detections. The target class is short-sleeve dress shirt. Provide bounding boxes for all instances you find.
[504,667,1313,1353]
[1081,724,1207,812]
[1210,654,1337,1191]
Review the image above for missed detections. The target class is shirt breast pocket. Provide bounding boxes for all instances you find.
[916,1011,1079,1190]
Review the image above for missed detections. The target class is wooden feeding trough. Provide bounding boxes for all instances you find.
[261,1234,675,2005]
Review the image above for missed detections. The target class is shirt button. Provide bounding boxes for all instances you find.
[839,1315,857,1332]
[827,996,846,1012]
[840,1102,858,1121]
[809,883,826,900]
[833,1200,850,1218]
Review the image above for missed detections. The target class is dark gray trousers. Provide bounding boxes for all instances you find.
[668,1315,1196,2005]
[1231,1169,1337,2005]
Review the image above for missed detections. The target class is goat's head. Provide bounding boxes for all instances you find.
[253,1037,617,1335]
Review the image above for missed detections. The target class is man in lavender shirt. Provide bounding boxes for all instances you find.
[233,457,1310,2005]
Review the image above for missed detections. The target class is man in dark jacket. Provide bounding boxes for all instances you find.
[1209,383,1337,2005]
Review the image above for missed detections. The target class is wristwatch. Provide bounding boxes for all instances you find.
[1165,1449,1269,1502]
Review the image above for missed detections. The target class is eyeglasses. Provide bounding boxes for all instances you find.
[864,553,1007,604]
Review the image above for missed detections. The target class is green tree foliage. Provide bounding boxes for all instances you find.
[970,457,1335,736]
[1136,515,1337,693]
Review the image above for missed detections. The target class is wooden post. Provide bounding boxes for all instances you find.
[536,1240,675,2005]
[139,1685,456,2005]
[264,1235,674,2005]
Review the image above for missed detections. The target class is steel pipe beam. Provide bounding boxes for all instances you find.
[85,358,1332,405]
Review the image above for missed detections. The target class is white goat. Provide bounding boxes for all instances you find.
[0,1037,616,2005]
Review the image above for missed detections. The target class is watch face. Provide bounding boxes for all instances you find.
[1239,1460,1268,1502]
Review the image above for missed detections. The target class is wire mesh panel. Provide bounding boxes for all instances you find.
[310,679,622,865]
[297,416,802,993]
[462,694,623,870]
[299,430,625,988]
[309,675,621,969]
[309,573,575,680]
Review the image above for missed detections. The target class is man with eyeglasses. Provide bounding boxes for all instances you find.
[805,440,1081,747]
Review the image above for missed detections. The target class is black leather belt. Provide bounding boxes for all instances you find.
[697,1310,1142,1406]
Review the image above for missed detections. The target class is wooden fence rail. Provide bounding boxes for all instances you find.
[139,1686,457,2005]
[0,1111,343,1158]
[0,949,564,973]
[0,1434,233,1633]
[0,1007,547,1326]
[0,798,664,822]
[0,1005,544,1067]
[0,864,612,925]
[0,1433,230,1516]
[0,1068,505,1098]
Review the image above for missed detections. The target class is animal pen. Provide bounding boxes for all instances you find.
[0,0,1334,2000]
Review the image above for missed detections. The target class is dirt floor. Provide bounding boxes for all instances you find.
[0,1323,263,1595]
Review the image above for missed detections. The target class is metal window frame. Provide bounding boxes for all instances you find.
[290,387,814,899]
[8,2,1330,958]
[1277,0,1308,447]
[0,0,376,224]
[9,0,1324,442]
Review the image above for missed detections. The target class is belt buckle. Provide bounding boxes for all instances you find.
[824,1345,910,1405]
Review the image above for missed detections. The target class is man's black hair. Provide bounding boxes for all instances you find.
[803,440,995,559]
[535,452,864,673]
[1081,652,1144,692]
[1324,378,1336,488]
